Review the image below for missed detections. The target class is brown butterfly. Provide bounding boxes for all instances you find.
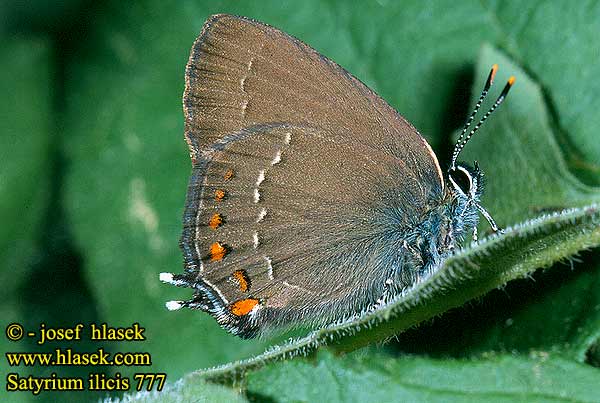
[160,14,514,338]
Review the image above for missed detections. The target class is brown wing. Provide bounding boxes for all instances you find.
[177,14,445,337]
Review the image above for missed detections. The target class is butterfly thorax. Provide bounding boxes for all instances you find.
[387,164,483,294]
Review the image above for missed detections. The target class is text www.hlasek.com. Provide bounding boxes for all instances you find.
[6,348,151,366]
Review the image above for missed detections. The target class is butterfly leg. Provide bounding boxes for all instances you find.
[475,203,503,234]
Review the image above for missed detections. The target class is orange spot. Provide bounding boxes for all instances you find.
[215,189,226,201]
[230,298,259,316]
[508,76,516,85]
[224,169,234,181]
[208,213,222,229]
[209,242,227,261]
[232,270,249,292]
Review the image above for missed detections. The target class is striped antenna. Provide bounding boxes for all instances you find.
[450,65,515,170]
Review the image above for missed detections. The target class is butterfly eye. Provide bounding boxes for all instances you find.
[448,166,473,196]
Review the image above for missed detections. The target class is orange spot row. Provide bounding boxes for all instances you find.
[206,168,234,263]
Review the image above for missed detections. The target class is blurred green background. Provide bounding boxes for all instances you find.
[2,1,599,402]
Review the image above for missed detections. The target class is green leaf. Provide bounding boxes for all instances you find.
[245,350,600,403]
[479,0,600,185]
[0,36,52,403]
[114,379,248,403]
[392,252,600,362]
[0,37,52,301]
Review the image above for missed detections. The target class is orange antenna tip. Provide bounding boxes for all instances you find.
[508,76,516,85]
[484,64,499,91]
[490,64,499,80]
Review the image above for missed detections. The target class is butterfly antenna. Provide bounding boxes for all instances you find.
[450,65,515,170]
[450,64,497,169]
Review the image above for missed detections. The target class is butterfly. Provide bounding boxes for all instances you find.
[160,14,514,338]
